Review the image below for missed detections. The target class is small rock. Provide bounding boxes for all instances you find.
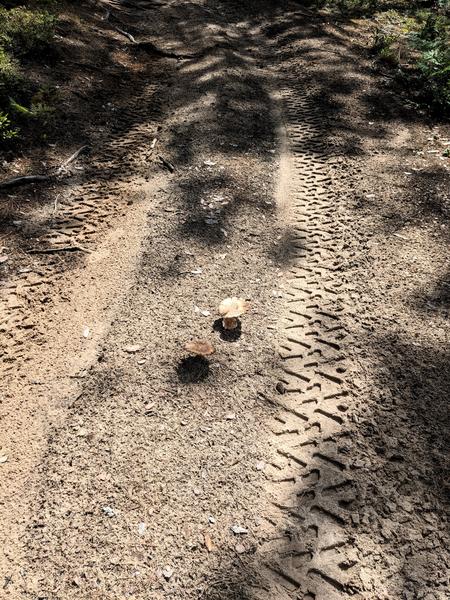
[7,295,23,309]
[138,522,146,536]
[225,412,236,420]
[256,461,266,471]
[276,382,285,395]
[231,525,248,535]
[235,543,246,554]
[123,344,143,354]
[102,506,117,518]
[162,566,173,580]
[208,516,216,524]
[193,487,201,496]
[351,512,360,525]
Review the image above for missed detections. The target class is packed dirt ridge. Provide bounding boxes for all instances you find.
[1,0,449,599]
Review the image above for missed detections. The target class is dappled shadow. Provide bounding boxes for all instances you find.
[156,1,450,598]
[2,0,449,598]
[0,0,170,274]
[368,335,450,505]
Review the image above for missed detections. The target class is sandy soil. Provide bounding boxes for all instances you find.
[1,1,449,599]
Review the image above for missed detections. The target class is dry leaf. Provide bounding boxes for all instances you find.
[204,533,216,552]
[185,340,215,356]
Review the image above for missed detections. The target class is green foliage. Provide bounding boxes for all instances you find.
[372,29,399,64]
[0,6,56,55]
[0,110,19,141]
[0,47,20,87]
[308,0,449,113]
[368,5,450,114]
[9,85,57,124]
[0,3,57,144]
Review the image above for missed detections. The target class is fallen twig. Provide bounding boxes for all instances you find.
[0,175,51,190]
[115,27,137,44]
[57,145,91,175]
[27,245,92,255]
[159,155,175,172]
[137,41,197,59]
[114,25,199,59]
[0,145,91,191]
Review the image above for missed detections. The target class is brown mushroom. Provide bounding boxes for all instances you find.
[185,339,215,356]
[218,297,250,330]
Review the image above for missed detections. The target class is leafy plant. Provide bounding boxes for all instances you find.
[10,95,55,122]
[0,7,56,56]
[372,29,399,64]
[0,3,58,142]
[0,110,19,141]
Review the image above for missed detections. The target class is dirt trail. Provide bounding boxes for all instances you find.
[1,1,449,599]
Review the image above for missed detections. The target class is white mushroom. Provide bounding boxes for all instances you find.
[218,297,250,330]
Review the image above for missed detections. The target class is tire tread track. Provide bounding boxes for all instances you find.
[258,79,359,599]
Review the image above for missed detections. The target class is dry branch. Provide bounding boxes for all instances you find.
[159,155,175,172]
[0,145,91,191]
[57,145,91,175]
[115,27,137,44]
[27,245,91,254]
[0,175,51,190]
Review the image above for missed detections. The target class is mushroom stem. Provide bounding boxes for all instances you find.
[223,317,238,330]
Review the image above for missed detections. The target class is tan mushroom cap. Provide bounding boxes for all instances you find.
[218,297,250,319]
[185,339,215,356]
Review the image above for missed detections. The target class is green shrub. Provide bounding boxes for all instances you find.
[0,110,19,141]
[0,7,56,56]
[408,12,450,111]
[372,29,399,64]
[0,47,21,104]
[0,47,20,85]
[0,4,57,142]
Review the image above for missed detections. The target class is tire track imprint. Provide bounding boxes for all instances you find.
[0,60,166,374]
[257,79,359,599]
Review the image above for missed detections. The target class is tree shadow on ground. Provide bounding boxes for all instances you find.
[158,1,450,599]
[4,0,448,597]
